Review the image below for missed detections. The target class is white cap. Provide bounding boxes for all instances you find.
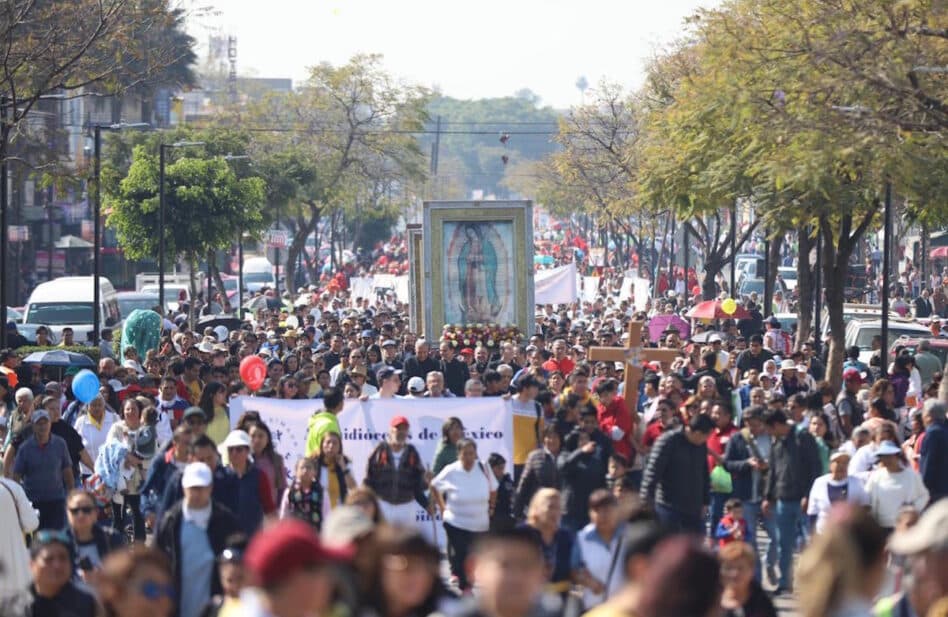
[220,429,252,450]
[407,376,426,393]
[182,462,213,488]
[780,359,797,371]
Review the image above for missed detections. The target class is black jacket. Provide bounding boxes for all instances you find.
[65,523,125,574]
[403,355,440,381]
[155,501,241,617]
[640,428,710,517]
[557,436,606,528]
[764,428,823,502]
[440,358,471,397]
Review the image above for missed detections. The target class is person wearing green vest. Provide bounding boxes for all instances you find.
[306,387,344,457]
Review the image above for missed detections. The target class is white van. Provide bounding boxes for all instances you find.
[243,257,276,293]
[23,276,120,342]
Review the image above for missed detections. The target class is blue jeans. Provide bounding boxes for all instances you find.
[655,503,705,536]
[775,500,801,590]
[742,500,777,580]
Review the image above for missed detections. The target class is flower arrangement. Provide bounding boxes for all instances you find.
[441,323,524,348]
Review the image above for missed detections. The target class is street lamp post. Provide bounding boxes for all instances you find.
[158,141,204,314]
[91,122,148,347]
[222,154,250,317]
[881,181,892,372]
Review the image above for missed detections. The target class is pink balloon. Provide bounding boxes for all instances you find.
[240,356,267,392]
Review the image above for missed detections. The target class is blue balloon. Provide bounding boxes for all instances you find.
[72,369,99,404]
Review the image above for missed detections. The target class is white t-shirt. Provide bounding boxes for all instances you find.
[864,467,930,527]
[807,474,869,534]
[431,460,498,532]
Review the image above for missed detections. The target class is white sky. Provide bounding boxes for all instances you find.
[192,0,719,108]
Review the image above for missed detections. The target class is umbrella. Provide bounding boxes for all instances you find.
[931,246,948,259]
[686,299,751,320]
[196,315,243,332]
[647,314,691,342]
[54,234,93,249]
[22,349,95,368]
[690,330,724,344]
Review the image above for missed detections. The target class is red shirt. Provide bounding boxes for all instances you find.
[716,514,749,547]
[643,419,665,449]
[597,396,633,460]
[707,424,738,472]
[542,356,575,375]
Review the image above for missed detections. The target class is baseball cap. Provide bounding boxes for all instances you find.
[407,376,426,393]
[183,406,207,421]
[360,329,376,338]
[321,505,374,548]
[381,339,396,348]
[31,409,50,423]
[829,450,851,463]
[842,367,864,383]
[182,462,213,488]
[888,498,948,555]
[245,519,353,589]
[709,334,722,343]
[220,430,252,450]
[376,367,402,382]
[390,415,409,428]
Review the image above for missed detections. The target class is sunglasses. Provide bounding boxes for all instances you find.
[35,529,71,547]
[137,580,175,601]
[68,505,96,516]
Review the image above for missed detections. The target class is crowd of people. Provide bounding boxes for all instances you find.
[0,261,947,617]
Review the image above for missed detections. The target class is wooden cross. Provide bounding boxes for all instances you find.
[587,321,680,413]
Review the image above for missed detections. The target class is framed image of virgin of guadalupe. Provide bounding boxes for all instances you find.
[423,201,534,342]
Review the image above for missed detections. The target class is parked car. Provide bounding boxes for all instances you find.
[844,319,931,364]
[738,277,788,301]
[23,276,120,342]
[888,335,948,366]
[116,291,161,320]
[777,266,798,292]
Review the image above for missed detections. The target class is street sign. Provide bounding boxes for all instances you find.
[8,226,29,242]
[266,229,288,249]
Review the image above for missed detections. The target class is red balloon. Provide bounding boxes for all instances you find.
[239,356,267,392]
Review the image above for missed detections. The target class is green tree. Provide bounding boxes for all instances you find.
[237,54,428,291]
[106,141,266,304]
[640,0,947,386]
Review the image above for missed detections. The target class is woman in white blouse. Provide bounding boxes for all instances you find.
[864,441,929,532]
[431,438,497,592]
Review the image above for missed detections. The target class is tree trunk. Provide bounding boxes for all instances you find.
[766,230,782,316]
[187,252,198,331]
[821,211,875,391]
[210,251,228,313]
[796,228,815,350]
[702,258,725,300]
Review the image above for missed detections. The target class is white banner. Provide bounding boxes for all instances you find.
[229,396,513,545]
[534,262,577,305]
[582,276,601,304]
[349,275,410,304]
[633,277,651,311]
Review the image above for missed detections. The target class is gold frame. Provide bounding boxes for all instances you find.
[407,224,424,334]
[423,200,534,340]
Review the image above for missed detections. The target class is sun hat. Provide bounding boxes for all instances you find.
[780,359,797,371]
[874,440,903,458]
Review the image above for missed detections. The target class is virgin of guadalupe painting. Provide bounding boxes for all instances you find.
[443,221,514,325]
